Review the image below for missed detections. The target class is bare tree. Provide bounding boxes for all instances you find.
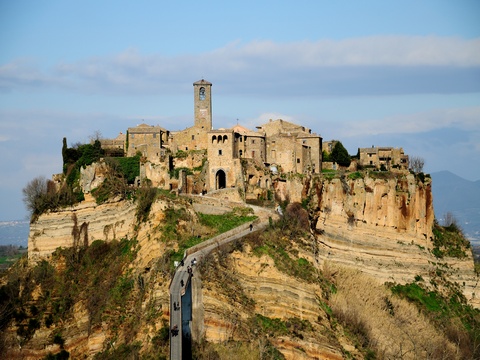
[410,156,425,173]
[443,212,458,227]
[22,176,48,216]
[89,130,103,143]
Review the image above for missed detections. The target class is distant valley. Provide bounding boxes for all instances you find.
[431,171,480,246]
[0,220,29,247]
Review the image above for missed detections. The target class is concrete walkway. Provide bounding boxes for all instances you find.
[169,204,277,360]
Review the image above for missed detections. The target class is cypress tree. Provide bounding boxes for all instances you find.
[331,141,351,167]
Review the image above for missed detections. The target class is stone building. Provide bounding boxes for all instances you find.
[358,146,409,170]
[171,79,213,153]
[207,129,242,190]
[101,79,323,193]
[126,123,170,161]
[256,119,322,174]
[100,132,126,157]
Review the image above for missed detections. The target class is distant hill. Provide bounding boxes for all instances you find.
[431,171,480,246]
[0,220,29,247]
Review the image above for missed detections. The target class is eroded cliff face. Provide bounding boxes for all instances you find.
[197,237,469,359]
[28,195,137,262]
[12,168,478,359]
[8,194,202,359]
[273,171,478,307]
[303,172,478,308]
[197,246,353,360]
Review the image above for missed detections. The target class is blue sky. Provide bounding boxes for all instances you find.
[1,0,479,221]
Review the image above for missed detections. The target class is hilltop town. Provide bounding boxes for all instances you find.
[98,79,409,199]
[2,80,478,360]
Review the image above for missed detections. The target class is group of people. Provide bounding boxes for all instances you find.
[171,257,199,339]
[171,325,179,337]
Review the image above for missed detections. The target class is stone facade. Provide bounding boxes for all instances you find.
[99,132,126,156]
[126,123,170,161]
[100,80,325,193]
[358,146,409,170]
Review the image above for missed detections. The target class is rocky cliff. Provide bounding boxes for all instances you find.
[309,172,478,308]
[3,169,477,359]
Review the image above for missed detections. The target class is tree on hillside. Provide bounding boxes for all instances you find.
[331,141,351,167]
[322,150,331,162]
[22,176,48,217]
[410,156,425,173]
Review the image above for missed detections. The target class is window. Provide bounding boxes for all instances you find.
[297,158,300,163]
[252,151,255,157]
[239,150,243,157]
[212,135,216,143]
[218,149,222,155]
[153,133,156,138]
[199,87,206,100]
[252,139,255,144]
[192,135,195,140]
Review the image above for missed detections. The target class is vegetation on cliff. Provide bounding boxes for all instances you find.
[1,199,261,359]
[193,200,479,359]
[0,238,153,359]
[390,273,480,359]
[432,219,471,259]
[24,138,142,221]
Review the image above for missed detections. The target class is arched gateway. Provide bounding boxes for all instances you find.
[215,169,226,189]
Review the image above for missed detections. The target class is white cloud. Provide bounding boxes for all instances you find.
[1,36,479,96]
[253,112,295,123]
[216,36,480,67]
[337,107,480,138]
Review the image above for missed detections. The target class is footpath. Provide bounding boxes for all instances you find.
[169,203,277,360]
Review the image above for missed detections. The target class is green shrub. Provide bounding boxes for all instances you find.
[432,223,470,258]
[348,171,363,180]
[198,210,256,235]
[169,166,193,179]
[115,155,140,184]
[135,186,157,223]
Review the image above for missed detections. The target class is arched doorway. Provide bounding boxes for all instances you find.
[216,169,226,189]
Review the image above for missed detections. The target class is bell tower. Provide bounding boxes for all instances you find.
[193,79,212,130]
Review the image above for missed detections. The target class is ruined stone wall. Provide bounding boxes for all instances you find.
[143,161,171,189]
